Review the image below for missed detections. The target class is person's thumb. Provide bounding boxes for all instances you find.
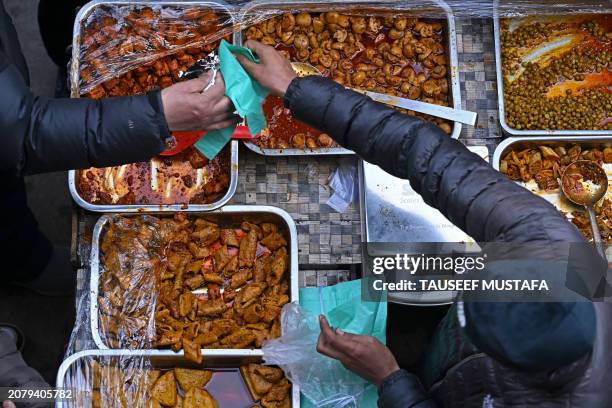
[3,400,16,408]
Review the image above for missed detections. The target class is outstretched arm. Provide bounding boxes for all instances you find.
[0,50,238,175]
[238,40,597,389]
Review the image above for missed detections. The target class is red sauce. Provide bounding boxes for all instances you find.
[260,95,322,147]
[252,16,451,147]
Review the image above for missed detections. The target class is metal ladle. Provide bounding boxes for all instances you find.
[561,160,609,258]
[291,62,478,126]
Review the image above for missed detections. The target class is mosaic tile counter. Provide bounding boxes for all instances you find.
[72,18,503,285]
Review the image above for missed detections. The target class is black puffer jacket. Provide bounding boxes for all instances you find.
[0,2,168,175]
[285,76,609,407]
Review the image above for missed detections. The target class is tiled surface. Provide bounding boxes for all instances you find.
[229,151,362,264]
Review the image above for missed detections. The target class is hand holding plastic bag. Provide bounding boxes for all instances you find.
[262,280,387,407]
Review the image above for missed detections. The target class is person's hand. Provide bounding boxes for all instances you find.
[3,400,16,408]
[161,71,239,131]
[235,40,296,97]
[316,315,400,386]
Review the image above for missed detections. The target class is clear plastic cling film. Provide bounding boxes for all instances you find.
[74,1,609,97]
[62,215,162,407]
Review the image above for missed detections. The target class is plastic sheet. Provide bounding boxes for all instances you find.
[75,2,234,95]
[63,216,161,407]
[327,158,358,214]
[263,279,387,408]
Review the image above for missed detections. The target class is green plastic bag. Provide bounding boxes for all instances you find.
[195,39,269,159]
[262,279,387,408]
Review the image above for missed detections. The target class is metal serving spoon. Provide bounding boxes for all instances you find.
[291,62,478,126]
[561,160,609,258]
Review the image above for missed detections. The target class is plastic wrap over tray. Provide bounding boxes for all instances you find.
[89,206,299,360]
[56,349,300,407]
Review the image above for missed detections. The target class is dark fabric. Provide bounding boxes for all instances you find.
[420,305,478,389]
[38,0,88,68]
[0,64,169,174]
[0,330,48,387]
[0,0,28,83]
[378,370,437,408]
[284,76,603,407]
[0,0,168,282]
[465,301,596,373]
[0,177,53,282]
[1,0,168,175]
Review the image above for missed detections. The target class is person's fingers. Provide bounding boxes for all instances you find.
[319,315,354,349]
[316,333,347,361]
[201,72,226,99]
[203,116,242,131]
[244,40,268,55]
[3,401,16,408]
[335,328,360,341]
[207,112,240,124]
[235,54,262,78]
[319,315,336,339]
[211,96,235,114]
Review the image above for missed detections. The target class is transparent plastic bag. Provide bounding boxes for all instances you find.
[61,213,294,406]
[263,278,387,408]
[263,303,369,408]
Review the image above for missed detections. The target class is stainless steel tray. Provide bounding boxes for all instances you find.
[90,205,299,351]
[236,0,462,156]
[359,145,489,306]
[493,12,612,136]
[493,136,612,252]
[68,141,239,212]
[70,0,236,98]
[68,0,238,212]
[56,349,300,408]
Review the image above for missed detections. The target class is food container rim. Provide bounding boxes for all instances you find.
[493,9,612,136]
[89,205,300,352]
[69,1,239,212]
[492,135,612,170]
[71,0,236,98]
[55,349,300,408]
[68,141,239,212]
[236,0,462,156]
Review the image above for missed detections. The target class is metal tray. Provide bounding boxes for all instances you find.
[493,13,611,136]
[493,136,612,250]
[236,0,462,156]
[90,205,299,351]
[70,0,236,98]
[359,146,489,306]
[68,142,239,212]
[56,349,300,408]
[68,0,238,212]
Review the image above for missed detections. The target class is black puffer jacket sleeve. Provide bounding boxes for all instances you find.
[284,76,598,405]
[285,76,586,245]
[377,370,437,407]
[0,56,169,175]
